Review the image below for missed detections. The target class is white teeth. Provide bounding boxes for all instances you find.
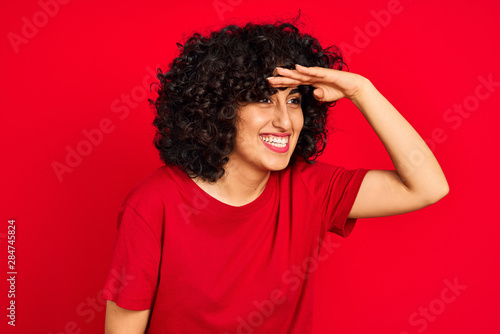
[259,135,289,148]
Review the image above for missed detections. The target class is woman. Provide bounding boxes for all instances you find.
[102,18,449,334]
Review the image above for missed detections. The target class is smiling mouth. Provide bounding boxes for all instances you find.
[259,135,289,147]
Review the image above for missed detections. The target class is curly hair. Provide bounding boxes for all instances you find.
[149,14,345,183]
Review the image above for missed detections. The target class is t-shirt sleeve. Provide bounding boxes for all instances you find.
[319,163,371,237]
[101,203,161,310]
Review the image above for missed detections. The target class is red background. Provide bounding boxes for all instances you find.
[2,0,499,333]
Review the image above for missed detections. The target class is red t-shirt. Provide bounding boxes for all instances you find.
[102,158,370,333]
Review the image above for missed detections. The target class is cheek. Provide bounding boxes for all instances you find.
[234,123,258,147]
[241,115,268,138]
[294,111,305,130]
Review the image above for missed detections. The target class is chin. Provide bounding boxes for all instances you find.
[264,159,290,171]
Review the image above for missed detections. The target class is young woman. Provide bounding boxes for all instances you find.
[102,18,449,334]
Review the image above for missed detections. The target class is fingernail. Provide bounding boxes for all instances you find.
[295,64,304,68]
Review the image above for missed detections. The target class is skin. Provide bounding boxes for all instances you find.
[105,300,151,334]
[105,64,449,332]
[192,85,304,206]
[268,64,449,217]
[105,79,306,334]
[194,64,449,213]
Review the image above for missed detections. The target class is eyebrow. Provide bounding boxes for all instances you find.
[277,87,301,95]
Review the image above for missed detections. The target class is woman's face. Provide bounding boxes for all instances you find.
[229,86,304,174]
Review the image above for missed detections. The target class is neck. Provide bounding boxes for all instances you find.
[192,160,271,207]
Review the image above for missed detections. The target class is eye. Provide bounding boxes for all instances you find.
[258,98,272,104]
[288,98,302,105]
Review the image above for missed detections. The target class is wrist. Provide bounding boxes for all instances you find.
[348,76,373,104]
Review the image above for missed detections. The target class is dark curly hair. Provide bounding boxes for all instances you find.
[149,13,345,183]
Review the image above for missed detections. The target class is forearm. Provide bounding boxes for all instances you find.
[350,78,449,200]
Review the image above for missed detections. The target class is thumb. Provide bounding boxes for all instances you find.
[313,88,325,101]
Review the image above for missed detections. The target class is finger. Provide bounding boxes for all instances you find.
[313,87,325,100]
[274,67,317,82]
[266,76,304,86]
[267,75,315,87]
[295,64,329,79]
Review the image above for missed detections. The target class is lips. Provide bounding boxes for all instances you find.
[259,135,289,153]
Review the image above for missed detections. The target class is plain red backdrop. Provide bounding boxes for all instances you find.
[2,0,499,333]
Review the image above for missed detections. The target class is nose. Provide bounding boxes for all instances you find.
[271,101,292,129]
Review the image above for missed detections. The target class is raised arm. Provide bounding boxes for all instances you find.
[267,65,449,218]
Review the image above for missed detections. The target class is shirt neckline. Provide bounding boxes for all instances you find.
[169,164,276,217]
